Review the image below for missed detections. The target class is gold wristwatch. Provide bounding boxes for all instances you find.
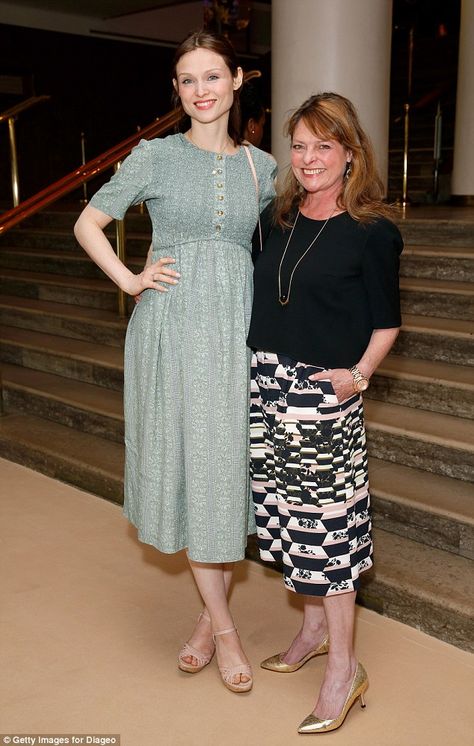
[349,365,370,393]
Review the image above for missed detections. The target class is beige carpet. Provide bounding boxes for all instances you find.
[1,457,473,746]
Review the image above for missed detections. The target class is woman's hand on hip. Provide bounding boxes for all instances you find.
[309,368,354,403]
[128,256,180,297]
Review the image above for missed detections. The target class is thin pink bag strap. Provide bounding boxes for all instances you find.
[243,144,263,253]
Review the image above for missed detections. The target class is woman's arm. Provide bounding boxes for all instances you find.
[74,204,179,296]
[309,327,400,401]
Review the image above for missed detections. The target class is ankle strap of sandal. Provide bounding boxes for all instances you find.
[213,626,237,640]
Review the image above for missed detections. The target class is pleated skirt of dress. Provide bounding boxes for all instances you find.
[250,351,373,596]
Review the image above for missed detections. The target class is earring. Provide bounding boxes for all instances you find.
[251,128,255,134]
[345,163,352,180]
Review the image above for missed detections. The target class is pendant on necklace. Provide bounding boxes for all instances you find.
[279,294,289,306]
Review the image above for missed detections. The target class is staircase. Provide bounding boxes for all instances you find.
[1,206,473,651]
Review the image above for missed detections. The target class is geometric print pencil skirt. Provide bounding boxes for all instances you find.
[250,351,373,597]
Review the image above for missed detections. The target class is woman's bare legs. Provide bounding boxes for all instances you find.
[280,596,328,664]
[183,559,250,684]
[311,590,358,719]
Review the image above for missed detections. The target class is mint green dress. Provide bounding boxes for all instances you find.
[90,134,276,562]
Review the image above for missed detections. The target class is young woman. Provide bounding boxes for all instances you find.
[74,30,276,693]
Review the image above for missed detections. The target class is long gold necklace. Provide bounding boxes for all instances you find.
[277,209,336,306]
[186,130,232,156]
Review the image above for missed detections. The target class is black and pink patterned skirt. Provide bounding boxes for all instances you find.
[250,351,373,597]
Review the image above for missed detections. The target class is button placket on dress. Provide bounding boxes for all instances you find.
[213,154,226,232]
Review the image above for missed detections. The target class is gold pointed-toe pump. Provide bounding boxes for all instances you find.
[297,662,368,734]
[178,611,215,674]
[260,636,329,673]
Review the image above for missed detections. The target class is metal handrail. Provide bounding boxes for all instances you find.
[0,95,51,207]
[0,95,51,123]
[0,107,181,235]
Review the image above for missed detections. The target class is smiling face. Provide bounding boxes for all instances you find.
[291,119,352,200]
[174,47,242,126]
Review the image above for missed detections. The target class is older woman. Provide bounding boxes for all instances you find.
[248,92,402,733]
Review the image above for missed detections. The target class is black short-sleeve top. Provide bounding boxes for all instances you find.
[247,207,403,369]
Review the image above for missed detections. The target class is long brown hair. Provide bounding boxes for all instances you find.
[275,92,394,226]
[171,29,242,145]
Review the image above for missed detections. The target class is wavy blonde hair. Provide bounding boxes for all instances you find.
[275,92,395,226]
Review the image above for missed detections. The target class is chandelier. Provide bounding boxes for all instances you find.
[203,1,251,36]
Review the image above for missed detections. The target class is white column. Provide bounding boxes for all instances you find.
[272,0,393,189]
[452,0,474,198]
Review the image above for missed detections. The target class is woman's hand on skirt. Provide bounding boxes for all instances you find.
[126,256,180,297]
[309,368,355,403]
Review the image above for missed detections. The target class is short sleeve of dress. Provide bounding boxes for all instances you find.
[362,217,403,328]
[89,139,153,220]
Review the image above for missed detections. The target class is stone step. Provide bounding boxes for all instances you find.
[368,354,474,419]
[0,247,145,278]
[1,363,123,443]
[358,528,474,652]
[0,295,126,346]
[399,277,474,320]
[364,399,474,483]
[0,268,119,311]
[0,247,106,278]
[20,207,150,235]
[400,245,474,282]
[394,314,474,366]
[3,227,150,256]
[369,458,474,560]
[0,412,123,503]
[0,326,123,390]
[396,213,474,247]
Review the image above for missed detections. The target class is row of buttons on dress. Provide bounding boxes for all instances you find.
[213,154,225,231]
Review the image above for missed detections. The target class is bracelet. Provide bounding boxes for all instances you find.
[349,365,370,393]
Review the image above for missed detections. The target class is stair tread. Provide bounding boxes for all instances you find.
[370,527,474,616]
[401,313,474,337]
[377,355,474,390]
[364,399,474,451]
[0,267,115,292]
[1,326,123,368]
[2,363,123,419]
[0,413,124,477]
[0,294,126,325]
[0,247,87,258]
[369,457,474,525]
[400,277,474,295]
[403,245,474,257]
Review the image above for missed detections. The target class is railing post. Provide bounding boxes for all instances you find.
[0,368,5,416]
[8,116,20,207]
[401,101,410,207]
[113,161,127,318]
[80,131,88,204]
[433,101,442,202]
[396,26,414,211]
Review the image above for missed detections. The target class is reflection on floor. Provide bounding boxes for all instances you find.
[2,457,473,746]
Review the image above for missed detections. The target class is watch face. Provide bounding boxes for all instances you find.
[357,378,369,392]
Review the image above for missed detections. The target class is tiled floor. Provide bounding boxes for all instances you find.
[1,457,473,746]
